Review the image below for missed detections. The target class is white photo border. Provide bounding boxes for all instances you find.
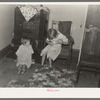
[0,2,100,98]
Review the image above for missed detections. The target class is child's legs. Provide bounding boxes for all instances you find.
[21,64,27,74]
[41,53,46,66]
[17,65,22,74]
[41,53,53,68]
[23,64,27,71]
[48,57,52,68]
[47,50,57,68]
[41,45,51,66]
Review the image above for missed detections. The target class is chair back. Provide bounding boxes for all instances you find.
[58,21,72,38]
[52,20,72,38]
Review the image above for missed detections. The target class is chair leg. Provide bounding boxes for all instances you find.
[76,65,81,84]
[67,56,72,68]
[98,79,100,87]
[94,68,98,76]
[67,51,73,68]
[67,59,71,68]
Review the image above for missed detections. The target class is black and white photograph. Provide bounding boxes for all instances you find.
[0,2,100,89]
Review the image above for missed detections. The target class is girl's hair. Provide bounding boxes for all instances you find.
[21,36,30,45]
[48,28,57,40]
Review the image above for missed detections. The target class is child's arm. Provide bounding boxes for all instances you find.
[15,45,22,56]
[55,39,68,44]
[46,38,53,45]
[56,32,68,45]
[57,39,63,44]
[46,39,51,44]
[62,39,68,44]
[52,39,63,45]
[30,45,34,54]
[61,35,68,44]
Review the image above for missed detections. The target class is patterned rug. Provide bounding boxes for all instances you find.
[7,66,76,87]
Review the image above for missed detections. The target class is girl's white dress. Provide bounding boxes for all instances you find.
[40,32,68,61]
[16,44,34,68]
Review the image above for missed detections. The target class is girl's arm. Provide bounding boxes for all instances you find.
[46,38,53,45]
[56,38,68,45]
[57,32,68,45]
[30,45,34,54]
[15,45,22,56]
[51,39,63,45]
[62,40,68,44]
[46,39,50,44]
[57,39,63,44]
[61,35,68,44]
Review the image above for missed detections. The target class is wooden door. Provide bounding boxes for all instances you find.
[86,5,100,28]
[82,5,100,57]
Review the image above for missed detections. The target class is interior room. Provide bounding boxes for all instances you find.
[0,4,100,87]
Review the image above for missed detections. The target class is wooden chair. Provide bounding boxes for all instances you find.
[52,20,74,68]
[76,25,100,83]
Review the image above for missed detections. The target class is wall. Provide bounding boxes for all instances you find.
[0,4,88,51]
[0,5,15,51]
[45,5,88,50]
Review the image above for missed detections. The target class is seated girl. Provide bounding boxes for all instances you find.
[16,36,34,74]
[40,28,68,68]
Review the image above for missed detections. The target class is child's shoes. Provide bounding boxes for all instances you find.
[21,70,25,74]
[20,65,26,74]
[32,59,35,64]
[17,65,22,74]
[17,70,21,74]
[17,65,27,75]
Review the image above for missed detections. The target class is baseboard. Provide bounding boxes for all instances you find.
[0,45,11,58]
[72,49,79,58]
[0,45,79,59]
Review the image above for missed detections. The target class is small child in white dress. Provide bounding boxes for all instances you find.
[16,37,34,74]
[40,28,68,68]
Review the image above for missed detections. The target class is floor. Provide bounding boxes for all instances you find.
[0,51,99,87]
